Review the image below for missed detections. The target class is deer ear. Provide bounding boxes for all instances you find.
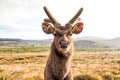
[42,22,55,34]
[72,22,83,34]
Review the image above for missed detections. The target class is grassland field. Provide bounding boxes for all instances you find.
[0,51,120,80]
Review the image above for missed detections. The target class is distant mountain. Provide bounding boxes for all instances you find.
[74,37,120,49]
[74,36,108,41]
[0,37,120,50]
[111,37,120,43]
[0,38,52,47]
[112,37,120,41]
[0,38,23,42]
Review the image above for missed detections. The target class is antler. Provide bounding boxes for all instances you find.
[43,6,58,24]
[44,18,53,23]
[68,8,83,24]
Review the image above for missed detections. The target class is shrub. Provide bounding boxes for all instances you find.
[113,75,120,80]
[74,74,102,80]
[103,74,114,80]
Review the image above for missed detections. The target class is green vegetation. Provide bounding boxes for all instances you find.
[0,46,118,54]
[0,46,50,54]
[75,47,120,52]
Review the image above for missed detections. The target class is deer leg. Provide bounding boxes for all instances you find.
[64,70,73,80]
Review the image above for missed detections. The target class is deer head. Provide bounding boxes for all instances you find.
[42,6,83,54]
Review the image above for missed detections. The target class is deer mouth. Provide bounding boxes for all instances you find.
[59,47,69,54]
[58,40,70,53]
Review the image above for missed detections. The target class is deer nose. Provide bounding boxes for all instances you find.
[59,40,68,48]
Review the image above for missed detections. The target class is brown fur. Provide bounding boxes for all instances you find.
[42,6,83,80]
[44,28,74,80]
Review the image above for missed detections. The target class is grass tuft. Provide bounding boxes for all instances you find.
[74,74,102,80]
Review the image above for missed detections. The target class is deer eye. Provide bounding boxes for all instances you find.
[53,31,57,36]
[53,33,57,36]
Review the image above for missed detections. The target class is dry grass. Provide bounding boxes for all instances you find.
[0,51,120,80]
[0,64,44,80]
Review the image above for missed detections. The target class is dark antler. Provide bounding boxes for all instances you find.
[68,8,83,24]
[43,6,58,24]
[44,18,53,23]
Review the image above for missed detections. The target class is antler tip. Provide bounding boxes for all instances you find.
[43,6,58,24]
[43,6,47,9]
[68,7,84,24]
[80,7,83,11]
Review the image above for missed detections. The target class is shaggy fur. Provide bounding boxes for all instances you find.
[44,38,74,80]
[42,6,83,80]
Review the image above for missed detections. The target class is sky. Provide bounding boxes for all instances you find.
[0,0,120,40]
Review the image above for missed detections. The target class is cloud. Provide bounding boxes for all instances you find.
[0,0,44,21]
[0,0,42,10]
[0,0,46,39]
[0,0,120,40]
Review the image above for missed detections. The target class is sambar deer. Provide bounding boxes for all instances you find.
[42,6,84,80]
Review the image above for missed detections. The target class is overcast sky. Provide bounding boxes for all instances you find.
[0,0,120,40]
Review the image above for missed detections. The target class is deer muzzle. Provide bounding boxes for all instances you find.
[59,40,69,48]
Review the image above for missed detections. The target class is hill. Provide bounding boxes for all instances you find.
[74,37,120,51]
[0,37,120,51]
